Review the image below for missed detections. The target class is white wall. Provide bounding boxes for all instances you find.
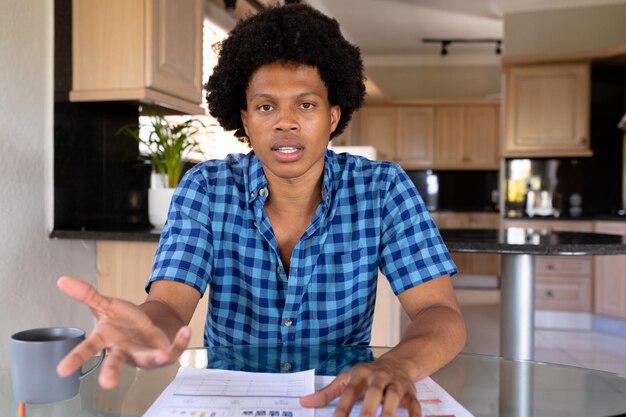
[504,3,626,56]
[0,0,97,367]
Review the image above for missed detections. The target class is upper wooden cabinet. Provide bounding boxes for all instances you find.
[354,106,398,162]
[396,106,435,169]
[351,101,498,169]
[71,0,205,115]
[435,105,499,169]
[503,63,591,157]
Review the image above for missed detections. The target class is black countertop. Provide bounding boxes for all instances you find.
[50,213,626,244]
[50,228,161,242]
[441,228,626,256]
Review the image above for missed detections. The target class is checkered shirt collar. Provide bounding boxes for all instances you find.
[246,149,336,207]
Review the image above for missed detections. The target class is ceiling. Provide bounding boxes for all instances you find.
[301,0,626,62]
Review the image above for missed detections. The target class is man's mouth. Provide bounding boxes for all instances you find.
[274,147,300,153]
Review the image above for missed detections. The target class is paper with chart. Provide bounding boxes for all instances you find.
[142,368,315,417]
[143,368,474,417]
[313,375,474,417]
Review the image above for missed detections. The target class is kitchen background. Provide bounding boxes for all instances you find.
[3,0,626,367]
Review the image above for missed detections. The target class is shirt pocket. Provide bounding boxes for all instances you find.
[318,248,366,274]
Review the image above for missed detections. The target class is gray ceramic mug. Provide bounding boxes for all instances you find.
[10,327,104,404]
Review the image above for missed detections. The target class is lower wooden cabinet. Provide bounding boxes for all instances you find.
[432,212,501,279]
[503,219,593,312]
[534,257,592,311]
[96,241,209,348]
[593,221,626,319]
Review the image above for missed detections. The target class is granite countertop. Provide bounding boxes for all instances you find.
[441,228,626,256]
[50,212,626,243]
[50,229,161,242]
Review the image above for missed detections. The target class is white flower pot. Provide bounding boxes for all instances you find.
[148,172,175,229]
[148,187,175,229]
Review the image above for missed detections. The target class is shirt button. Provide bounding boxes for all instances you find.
[282,362,292,371]
[276,266,281,273]
[253,220,258,228]
[259,188,266,196]
[250,192,255,199]
[284,319,293,327]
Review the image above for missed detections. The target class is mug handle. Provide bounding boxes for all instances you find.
[79,349,106,380]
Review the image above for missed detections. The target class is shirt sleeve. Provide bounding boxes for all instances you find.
[378,165,457,295]
[147,167,214,296]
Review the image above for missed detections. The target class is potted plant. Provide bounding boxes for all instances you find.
[118,110,206,228]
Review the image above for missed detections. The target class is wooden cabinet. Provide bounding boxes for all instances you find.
[433,212,501,278]
[96,241,209,348]
[354,106,397,161]
[71,0,204,114]
[503,63,591,157]
[435,105,499,169]
[353,100,499,169]
[396,107,435,169]
[503,219,593,312]
[593,221,626,319]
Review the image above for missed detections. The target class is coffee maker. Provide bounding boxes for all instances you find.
[525,176,561,217]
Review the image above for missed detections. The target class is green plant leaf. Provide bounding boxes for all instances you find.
[116,107,208,188]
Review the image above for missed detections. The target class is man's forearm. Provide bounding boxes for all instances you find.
[139,299,190,342]
[379,304,467,381]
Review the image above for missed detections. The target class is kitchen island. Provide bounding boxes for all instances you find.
[441,228,626,361]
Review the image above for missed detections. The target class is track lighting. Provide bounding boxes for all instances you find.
[423,38,503,56]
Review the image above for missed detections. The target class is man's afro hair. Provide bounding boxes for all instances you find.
[205,4,366,145]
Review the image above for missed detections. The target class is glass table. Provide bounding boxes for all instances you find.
[2,345,625,417]
[441,228,626,361]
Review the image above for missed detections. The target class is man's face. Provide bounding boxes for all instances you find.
[241,62,340,184]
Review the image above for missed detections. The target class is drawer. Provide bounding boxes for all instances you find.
[536,256,591,276]
[535,275,592,312]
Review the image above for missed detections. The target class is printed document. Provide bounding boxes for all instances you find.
[143,368,474,417]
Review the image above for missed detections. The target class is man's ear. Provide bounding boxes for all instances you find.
[330,105,341,133]
[240,109,249,136]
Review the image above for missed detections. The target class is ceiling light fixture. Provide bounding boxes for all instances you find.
[423,38,503,56]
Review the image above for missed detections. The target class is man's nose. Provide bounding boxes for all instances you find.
[274,108,299,131]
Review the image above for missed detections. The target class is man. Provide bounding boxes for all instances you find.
[58,5,466,417]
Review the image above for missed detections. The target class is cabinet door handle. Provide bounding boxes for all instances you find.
[580,137,587,144]
[547,264,555,270]
[546,290,554,298]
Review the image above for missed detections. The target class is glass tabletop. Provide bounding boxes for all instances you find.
[2,345,626,417]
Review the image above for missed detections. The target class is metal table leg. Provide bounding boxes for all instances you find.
[500,253,535,361]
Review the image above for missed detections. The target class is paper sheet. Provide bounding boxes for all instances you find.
[143,369,474,417]
[314,376,473,417]
[142,368,315,417]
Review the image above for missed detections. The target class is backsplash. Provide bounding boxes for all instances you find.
[406,170,499,212]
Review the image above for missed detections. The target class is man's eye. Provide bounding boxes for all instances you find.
[300,103,315,110]
[258,104,273,112]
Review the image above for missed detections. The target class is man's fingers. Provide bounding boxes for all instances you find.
[57,276,112,313]
[57,333,107,377]
[300,374,350,408]
[401,395,422,417]
[167,326,192,361]
[330,377,365,417]
[378,385,403,417]
[359,383,386,417]
[98,348,128,390]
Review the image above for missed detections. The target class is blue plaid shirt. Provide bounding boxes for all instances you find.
[148,149,456,346]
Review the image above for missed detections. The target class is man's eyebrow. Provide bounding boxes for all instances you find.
[251,92,323,100]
